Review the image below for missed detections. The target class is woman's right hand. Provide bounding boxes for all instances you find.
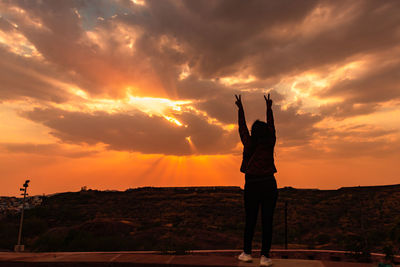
[235,94,243,109]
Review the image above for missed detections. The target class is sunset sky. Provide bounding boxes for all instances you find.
[1,0,400,196]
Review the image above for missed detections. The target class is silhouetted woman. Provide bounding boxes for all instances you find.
[235,94,278,267]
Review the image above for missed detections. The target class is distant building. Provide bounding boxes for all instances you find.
[0,195,43,214]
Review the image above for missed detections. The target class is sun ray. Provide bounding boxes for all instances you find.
[185,136,197,154]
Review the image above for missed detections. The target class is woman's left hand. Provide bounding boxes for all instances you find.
[235,94,243,109]
[264,93,272,107]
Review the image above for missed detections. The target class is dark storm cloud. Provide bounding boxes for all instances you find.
[21,107,237,155]
[128,0,321,78]
[116,0,400,81]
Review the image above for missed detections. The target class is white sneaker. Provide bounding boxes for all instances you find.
[238,252,252,262]
[260,255,273,266]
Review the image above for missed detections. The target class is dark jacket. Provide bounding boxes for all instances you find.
[238,105,277,176]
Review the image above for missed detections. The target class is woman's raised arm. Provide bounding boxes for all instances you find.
[264,94,276,138]
[235,95,250,146]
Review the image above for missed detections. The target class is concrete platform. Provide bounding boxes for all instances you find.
[0,251,390,266]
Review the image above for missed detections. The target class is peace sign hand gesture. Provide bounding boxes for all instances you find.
[264,93,272,108]
[235,94,243,109]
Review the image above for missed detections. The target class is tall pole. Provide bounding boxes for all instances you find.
[15,180,29,252]
[284,201,288,249]
[17,187,27,246]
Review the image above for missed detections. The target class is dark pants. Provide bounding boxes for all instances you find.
[243,175,278,257]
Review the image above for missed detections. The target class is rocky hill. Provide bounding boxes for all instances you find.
[1,185,399,255]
